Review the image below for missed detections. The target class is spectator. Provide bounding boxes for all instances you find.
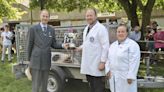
[151,21,158,32]
[129,26,141,41]
[10,27,16,54]
[154,28,164,52]
[145,26,155,52]
[1,25,13,63]
[0,28,4,50]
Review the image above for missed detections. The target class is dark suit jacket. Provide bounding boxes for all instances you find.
[27,24,62,70]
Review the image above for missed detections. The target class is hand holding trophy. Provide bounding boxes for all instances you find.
[64,31,78,50]
[63,43,69,49]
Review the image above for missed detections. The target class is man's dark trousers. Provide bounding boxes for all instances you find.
[86,75,105,92]
[31,69,49,92]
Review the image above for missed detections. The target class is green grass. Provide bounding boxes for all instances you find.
[0,54,164,92]
[0,55,31,92]
[139,61,164,76]
[138,61,164,92]
[138,88,164,92]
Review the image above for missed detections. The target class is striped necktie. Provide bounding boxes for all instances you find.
[43,27,47,32]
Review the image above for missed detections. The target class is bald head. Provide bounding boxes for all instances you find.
[40,10,49,16]
[86,8,97,16]
[40,9,50,24]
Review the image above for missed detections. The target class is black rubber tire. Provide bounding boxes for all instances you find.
[47,72,64,92]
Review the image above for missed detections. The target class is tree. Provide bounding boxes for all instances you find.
[93,0,163,39]
[30,0,164,39]
[137,0,156,39]
[111,0,156,39]
[0,0,25,22]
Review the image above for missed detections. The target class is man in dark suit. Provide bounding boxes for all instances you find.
[27,9,68,92]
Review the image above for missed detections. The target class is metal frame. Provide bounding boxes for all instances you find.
[15,24,31,64]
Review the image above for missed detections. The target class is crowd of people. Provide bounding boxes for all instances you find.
[145,21,164,52]
[128,21,164,53]
[128,21,164,64]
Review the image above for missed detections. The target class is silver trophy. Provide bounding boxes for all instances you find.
[64,32,78,49]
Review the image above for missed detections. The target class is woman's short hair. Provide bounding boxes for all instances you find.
[118,23,129,32]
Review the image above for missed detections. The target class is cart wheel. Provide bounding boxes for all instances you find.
[47,72,63,92]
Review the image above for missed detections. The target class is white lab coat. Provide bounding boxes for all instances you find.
[105,38,140,92]
[80,21,109,76]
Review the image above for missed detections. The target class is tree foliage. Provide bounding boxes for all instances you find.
[30,0,163,12]
[30,0,91,11]
[0,0,25,22]
[30,0,163,39]
[93,0,122,12]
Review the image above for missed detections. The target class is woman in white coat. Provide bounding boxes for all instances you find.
[105,24,140,92]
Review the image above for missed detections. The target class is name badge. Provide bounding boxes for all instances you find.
[90,36,94,42]
[49,32,52,37]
